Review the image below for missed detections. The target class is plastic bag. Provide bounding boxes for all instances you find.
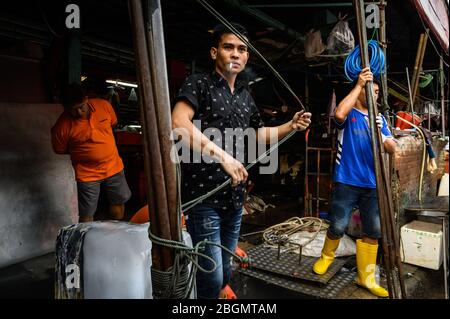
[327,19,355,55]
[304,29,326,58]
[288,230,356,257]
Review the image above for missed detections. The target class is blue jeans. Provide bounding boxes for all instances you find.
[328,182,381,239]
[186,205,242,299]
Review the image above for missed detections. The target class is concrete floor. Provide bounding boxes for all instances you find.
[0,198,446,299]
[0,249,445,299]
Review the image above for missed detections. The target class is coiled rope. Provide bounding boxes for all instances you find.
[148,226,245,298]
[344,40,385,82]
[263,217,329,252]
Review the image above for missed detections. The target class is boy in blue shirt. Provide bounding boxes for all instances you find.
[313,68,396,297]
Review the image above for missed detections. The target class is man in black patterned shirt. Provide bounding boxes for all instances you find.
[171,23,312,299]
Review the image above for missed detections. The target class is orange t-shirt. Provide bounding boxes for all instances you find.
[51,98,124,182]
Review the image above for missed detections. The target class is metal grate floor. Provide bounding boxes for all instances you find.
[239,267,355,299]
[246,245,348,285]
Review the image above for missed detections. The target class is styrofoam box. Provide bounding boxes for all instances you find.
[400,220,443,270]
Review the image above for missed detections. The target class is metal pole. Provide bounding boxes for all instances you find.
[442,217,448,299]
[129,0,173,270]
[428,103,431,131]
[406,67,415,116]
[378,0,390,117]
[412,31,428,107]
[440,56,446,138]
[305,144,310,217]
[316,150,320,217]
[354,0,405,298]
[145,0,180,242]
[410,33,425,113]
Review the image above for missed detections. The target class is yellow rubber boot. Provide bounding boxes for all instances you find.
[313,235,340,275]
[355,239,389,298]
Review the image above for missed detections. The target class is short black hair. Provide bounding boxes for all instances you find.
[61,83,85,108]
[211,23,249,48]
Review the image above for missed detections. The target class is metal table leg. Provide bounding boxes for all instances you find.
[442,216,448,299]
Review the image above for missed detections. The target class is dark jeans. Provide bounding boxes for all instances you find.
[186,205,242,299]
[328,182,382,239]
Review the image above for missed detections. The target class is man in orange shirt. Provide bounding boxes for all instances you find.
[51,84,131,222]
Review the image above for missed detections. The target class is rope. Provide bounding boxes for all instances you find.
[151,255,190,299]
[262,217,329,252]
[148,226,246,298]
[344,40,385,82]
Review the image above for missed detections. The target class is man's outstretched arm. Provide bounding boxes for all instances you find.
[256,111,312,143]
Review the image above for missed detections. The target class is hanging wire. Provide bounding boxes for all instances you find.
[38,2,63,38]
[196,0,307,112]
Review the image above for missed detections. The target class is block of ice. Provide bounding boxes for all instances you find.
[83,221,152,299]
[55,221,194,299]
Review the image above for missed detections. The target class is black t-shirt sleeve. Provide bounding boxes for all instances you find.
[248,96,264,129]
[173,75,202,113]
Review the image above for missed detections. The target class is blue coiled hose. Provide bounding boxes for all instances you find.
[344,40,385,82]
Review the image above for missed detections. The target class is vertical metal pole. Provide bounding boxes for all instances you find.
[442,217,448,299]
[410,34,425,113]
[359,0,407,297]
[68,31,81,84]
[412,31,428,107]
[145,0,180,242]
[428,103,431,131]
[440,56,446,138]
[316,150,321,217]
[378,0,389,117]
[354,0,397,298]
[305,139,310,217]
[406,67,415,116]
[129,0,173,270]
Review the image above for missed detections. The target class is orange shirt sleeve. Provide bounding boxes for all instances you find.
[51,115,70,154]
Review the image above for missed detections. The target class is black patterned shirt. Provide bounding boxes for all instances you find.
[174,71,264,213]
